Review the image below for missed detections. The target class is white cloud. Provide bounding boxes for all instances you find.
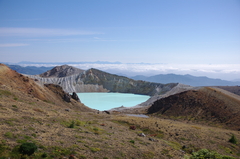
[18,62,240,80]
[0,43,29,47]
[70,63,240,80]
[0,27,103,37]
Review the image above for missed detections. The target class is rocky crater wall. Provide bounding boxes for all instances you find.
[29,68,178,96]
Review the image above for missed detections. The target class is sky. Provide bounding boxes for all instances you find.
[0,0,240,80]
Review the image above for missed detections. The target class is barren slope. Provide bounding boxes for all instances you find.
[148,87,240,131]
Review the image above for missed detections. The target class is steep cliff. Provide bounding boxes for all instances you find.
[29,67,178,96]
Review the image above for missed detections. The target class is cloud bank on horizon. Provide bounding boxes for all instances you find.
[15,61,240,81]
[0,1,239,81]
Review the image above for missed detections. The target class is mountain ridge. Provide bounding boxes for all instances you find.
[29,66,178,96]
[7,64,53,75]
[132,73,240,86]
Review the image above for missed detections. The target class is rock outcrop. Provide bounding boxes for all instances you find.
[71,92,80,102]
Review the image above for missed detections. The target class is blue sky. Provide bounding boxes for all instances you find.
[0,0,240,80]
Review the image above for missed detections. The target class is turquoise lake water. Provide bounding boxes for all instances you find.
[77,93,150,111]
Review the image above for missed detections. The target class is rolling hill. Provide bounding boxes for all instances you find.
[147,87,240,131]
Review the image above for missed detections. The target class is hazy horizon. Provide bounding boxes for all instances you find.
[2,61,240,81]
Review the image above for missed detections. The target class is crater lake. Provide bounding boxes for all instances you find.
[77,92,150,111]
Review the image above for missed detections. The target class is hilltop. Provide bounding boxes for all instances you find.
[147,87,240,131]
[39,65,84,78]
[0,64,240,158]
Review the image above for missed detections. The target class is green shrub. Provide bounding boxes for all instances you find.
[69,121,75,128]
[229,134,237,144]
[19,142,37,156]
[0,144,7,156]
[41,152,48,158]
[129,140,135,144]
[4,132,13,138]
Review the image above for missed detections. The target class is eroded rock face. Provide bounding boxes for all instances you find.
[29,67,178,96]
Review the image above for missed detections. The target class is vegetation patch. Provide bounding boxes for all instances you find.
[0,90,12,97]
[49,146,76,157]
[111,120,131,126]
[129,140,135,144]
[219,145,234,155]
[19,142,38,156]
[4,118,18,126]
[12,105,17,108]
[4,132,15,139]
[229,134,238,144]
[190,149,236,159]
[165,141,181,150]
[84,145,101,152]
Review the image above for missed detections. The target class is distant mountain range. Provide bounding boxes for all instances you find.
[131,74,240,86]
[4,64,240,87]
[6,64,53,75]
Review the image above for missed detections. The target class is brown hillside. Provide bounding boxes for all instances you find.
[0,63,91,111]
[147,87,240,131]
